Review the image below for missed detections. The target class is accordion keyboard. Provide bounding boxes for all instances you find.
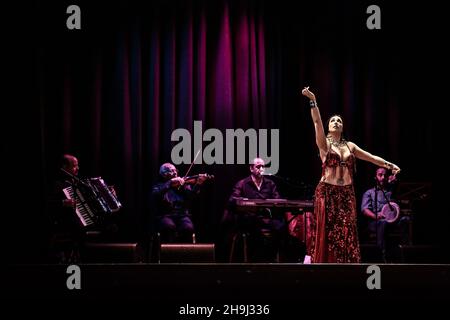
[63,186,96,227]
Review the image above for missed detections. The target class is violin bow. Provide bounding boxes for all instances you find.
[181,149,201,180]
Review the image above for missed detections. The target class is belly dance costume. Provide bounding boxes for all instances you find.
[310,146,361,263]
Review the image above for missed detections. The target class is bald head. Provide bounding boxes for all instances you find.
[62,154,79,176]
[250,158,265,178]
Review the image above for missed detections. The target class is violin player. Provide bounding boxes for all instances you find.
[151,163,212,243]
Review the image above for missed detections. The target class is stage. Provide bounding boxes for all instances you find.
[5,263,450,304]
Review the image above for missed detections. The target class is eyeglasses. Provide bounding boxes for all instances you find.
[254,165,265,169]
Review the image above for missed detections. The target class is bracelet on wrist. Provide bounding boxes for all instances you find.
[309,100,317,108]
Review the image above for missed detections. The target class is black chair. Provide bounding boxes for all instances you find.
[228,231,249,262]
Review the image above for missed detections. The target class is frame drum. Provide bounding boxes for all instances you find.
[382,202,400,223]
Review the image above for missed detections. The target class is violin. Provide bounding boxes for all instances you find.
[183,173,215,185]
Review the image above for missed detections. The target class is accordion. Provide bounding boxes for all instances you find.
[63,177,121,227]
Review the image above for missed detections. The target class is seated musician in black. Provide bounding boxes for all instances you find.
[151,163,208,243]
[47,154,84,263]
[227,158,287,262]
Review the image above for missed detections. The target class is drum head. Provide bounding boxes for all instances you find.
[382,202,400,223]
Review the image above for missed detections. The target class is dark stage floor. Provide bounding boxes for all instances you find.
[5,263,450,305]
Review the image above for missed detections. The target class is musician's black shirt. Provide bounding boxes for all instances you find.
[228,176,280,207]
[151,181,201,216]
[47,175,84,233]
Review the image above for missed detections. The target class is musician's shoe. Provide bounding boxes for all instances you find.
[303,255,311,264]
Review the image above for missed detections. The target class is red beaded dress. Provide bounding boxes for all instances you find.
[309,144,361,263]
